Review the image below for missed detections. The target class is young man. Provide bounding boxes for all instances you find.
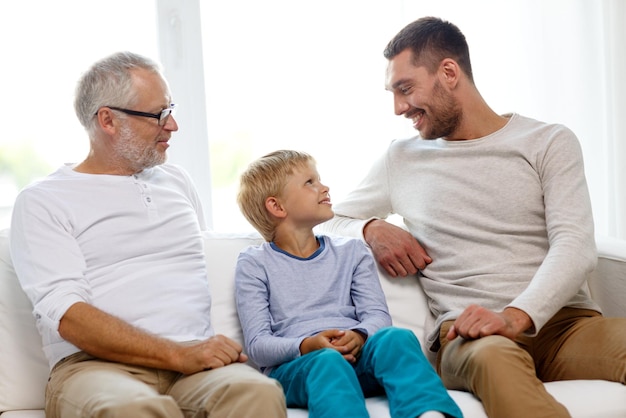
[235,149,462,418]
[322,17,626,418]
[10,52,286,418]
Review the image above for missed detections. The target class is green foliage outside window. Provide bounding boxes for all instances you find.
[0,142,53,190]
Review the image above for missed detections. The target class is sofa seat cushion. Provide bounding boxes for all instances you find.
[1,229,625,418]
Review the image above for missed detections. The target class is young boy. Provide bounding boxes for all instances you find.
[235,150,462,418]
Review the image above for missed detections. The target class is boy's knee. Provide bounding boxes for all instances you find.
[304,348,353,376]
[373,326,421,348]
[311,347,348,363]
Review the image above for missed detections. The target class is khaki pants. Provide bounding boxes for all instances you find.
[46,352,286,418]
[437,308,626,418]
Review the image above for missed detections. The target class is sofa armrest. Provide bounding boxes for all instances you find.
[587,236,626,318]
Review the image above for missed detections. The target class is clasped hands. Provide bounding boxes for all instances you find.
[300,329,365,363]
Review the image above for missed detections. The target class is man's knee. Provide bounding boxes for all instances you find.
[52,392,182,418]
[208,377,286,418]
[93,396,183,418]
[441,335,533,386]
[227,376,285,401]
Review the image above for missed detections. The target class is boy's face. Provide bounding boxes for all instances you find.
[280,161,333,229]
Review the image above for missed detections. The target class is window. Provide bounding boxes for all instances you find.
[199,0,411,232]
[197,0,623,237]
[1,0,159,229]
[2,0,625,239]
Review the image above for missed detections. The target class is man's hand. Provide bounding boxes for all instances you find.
[175,335,248,375]
[363,219,431,277]
[300,329,365,363]
[58,302,247,375]
[446,305,533,341]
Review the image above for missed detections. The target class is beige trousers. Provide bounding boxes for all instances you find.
[437,308,626,418]
[46,352,286,418]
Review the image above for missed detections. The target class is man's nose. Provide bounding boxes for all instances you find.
[393,97,409,116]
[164,114,179,131]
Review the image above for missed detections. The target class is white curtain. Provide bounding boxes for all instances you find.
[604,0,626,238]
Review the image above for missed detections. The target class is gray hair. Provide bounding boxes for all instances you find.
[74,51,163,135]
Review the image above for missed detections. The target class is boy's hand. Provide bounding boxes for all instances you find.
[300,329,365,363]
[330,329,366,363]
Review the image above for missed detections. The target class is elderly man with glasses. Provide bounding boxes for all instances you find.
[9,51,287,418]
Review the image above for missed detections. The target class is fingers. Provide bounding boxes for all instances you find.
[343,353,358,363]
[365,220,431,277]
[321,329,345,340]
[305,330,365,364]
[202,335,245,369]
[446,324,458,341]
[177,336,243,374]
[330,330,364,359]
[380,251,429,277]
[302,330,344,355]
[451,305,510,340]
[451,305,483,339]
[410,245,432,268]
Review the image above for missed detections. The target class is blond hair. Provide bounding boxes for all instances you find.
[237,150,314,241]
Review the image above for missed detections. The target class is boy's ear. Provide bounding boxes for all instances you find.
[265,196,287,218]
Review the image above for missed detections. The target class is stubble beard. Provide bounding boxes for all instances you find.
[114,124,167,173]
[420,80,462,140]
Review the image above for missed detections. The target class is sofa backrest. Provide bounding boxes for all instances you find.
[587,236,626,318]
[202,230,432,346]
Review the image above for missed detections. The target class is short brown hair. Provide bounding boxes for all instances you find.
[383,16,474,82]
[237,150,314,242]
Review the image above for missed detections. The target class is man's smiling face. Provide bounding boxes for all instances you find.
[385,49,462,140]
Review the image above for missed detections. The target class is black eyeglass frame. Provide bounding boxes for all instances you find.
[98,104,177,126]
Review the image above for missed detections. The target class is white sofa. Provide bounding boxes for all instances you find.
[1,228,625,418]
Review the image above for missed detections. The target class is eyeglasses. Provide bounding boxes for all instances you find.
[99,104,177,126]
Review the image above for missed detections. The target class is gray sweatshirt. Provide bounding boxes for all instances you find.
[323,113,600,351]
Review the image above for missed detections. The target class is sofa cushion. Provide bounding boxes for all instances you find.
[202,231,263,345]
[0,229,49,412]
[376,264,429,345]
[588,236,626,318]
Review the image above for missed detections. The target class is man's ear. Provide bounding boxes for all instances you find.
[94,107,118,135]
[439,58,460,88]
[265,196,287,219]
